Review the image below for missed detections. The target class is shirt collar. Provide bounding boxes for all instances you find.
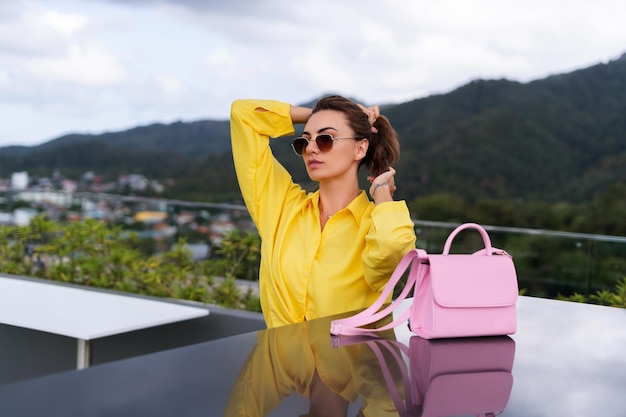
[305,190,370,225]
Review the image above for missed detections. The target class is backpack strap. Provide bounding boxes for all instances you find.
[330,249,428,336]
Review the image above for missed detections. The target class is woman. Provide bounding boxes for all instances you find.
[230,95,416,328]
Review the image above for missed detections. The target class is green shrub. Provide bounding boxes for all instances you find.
[0,216,261,312]
[557,276,626,308]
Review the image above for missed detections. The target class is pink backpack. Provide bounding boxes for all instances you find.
[331,223,519,339]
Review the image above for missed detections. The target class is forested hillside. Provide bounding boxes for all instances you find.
[1,53,625,208]
[389,54,626,202]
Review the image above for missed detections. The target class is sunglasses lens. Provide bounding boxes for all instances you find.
[292,135,337,155]
[292,138,308,155]
[316,134,334,152]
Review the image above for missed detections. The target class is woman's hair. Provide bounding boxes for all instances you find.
[312,95,400,177]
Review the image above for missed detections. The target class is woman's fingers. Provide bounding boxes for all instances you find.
[357,104,380,128]
[385,167,397,196]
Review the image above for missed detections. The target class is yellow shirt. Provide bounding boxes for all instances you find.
[230,99,416,328]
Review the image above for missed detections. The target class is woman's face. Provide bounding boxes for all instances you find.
[301,109,368,183]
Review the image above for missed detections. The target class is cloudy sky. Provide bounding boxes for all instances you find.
[1,0,625,147]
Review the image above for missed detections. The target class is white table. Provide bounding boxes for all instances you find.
[0,275,209,369]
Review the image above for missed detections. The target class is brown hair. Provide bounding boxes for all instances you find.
[312,95,400,177]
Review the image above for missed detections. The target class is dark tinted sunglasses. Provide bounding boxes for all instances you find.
[291,134,361,156]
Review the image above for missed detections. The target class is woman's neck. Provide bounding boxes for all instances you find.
[318,179,361,217]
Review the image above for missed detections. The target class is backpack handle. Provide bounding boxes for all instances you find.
[443,223,493,256]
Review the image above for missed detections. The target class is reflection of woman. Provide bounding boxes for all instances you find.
[230,97,416,328]
[223,315,401,417]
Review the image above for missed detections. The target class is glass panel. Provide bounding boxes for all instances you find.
[413,220,626,300]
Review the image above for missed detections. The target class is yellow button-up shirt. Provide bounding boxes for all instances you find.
[230,99,416,328]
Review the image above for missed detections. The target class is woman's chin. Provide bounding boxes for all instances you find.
[305,169,322,182]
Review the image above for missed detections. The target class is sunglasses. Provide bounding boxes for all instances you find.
[291,134,361,156]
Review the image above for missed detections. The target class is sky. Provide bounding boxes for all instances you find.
[1,0,626,148]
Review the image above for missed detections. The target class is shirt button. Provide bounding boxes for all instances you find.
[304,271,309,277]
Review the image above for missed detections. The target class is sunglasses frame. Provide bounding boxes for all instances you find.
[291,134,362,156]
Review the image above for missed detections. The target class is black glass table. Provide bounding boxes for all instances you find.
[0,295,624,416]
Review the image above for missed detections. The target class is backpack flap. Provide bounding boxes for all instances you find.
[427,254,518,308]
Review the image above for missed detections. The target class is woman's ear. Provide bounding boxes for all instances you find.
[355,139,369,161]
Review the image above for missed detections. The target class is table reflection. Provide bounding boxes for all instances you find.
[224,312,516,417]
[224,313,398,416]
[352,336,516,417]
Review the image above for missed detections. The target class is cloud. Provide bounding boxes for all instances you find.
[39,9,87,36]
[0,11,66,56]
[26,44,127,86]
[0,69,9,86]
[161,0,626,104]
[2,0,626,147]
[99,0,295,16]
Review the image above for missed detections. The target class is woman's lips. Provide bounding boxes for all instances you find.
[307,159,322,169]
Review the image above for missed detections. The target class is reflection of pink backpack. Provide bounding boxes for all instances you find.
[331,223,519,339]
[363,336,516,417]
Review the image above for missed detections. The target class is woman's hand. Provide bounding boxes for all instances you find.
[357,104,380,133]
[367,167,397,203]
[290,105,313,124]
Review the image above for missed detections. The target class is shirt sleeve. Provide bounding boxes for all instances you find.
[362,201,417,291]
[230,99,301,237]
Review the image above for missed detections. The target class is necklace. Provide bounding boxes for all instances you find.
[319,205,332,220]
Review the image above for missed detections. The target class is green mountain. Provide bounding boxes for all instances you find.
[1,53,625,204]
[389,53,626,202]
